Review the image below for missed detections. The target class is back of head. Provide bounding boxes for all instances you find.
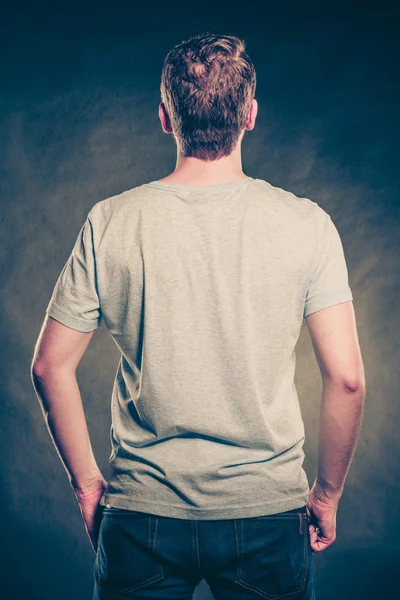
[160,32,256,161]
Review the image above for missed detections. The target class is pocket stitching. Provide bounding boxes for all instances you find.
[96,514,164,595]
[235,512,308,600]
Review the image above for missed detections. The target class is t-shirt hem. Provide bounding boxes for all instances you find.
[46,304,100,332]
[304,290,353,318]
[98,492,310,520]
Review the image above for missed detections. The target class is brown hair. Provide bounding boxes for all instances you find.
[160,32,256,161]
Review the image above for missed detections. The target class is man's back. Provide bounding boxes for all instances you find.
[45,175,353,519]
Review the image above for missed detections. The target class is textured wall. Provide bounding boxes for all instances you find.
[1,2,399,599]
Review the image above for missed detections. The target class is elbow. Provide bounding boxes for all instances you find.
[31,359,76,380]
[325,374,366,395]
[31,360,45,382]
[31,357,55,381]
[342,378,365,394]
[322,359,366,394]
[342,365,366,394]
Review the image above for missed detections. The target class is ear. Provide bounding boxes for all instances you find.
[244,98,258,131]
[159,102,173,134]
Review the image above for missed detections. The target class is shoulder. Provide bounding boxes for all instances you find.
[252,179,331,242]
[253,178,322,217]
[87,182,155,225]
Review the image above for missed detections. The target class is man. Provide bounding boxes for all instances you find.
[31,32,365,600]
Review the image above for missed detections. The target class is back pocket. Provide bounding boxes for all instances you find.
[235,511,308,599]
[94,510,164,595]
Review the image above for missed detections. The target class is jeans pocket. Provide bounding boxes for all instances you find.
[94,510,164,595]
[234,510,308,599]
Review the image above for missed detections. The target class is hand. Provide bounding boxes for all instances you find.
[73,476,108,554]
[306,480,341,553]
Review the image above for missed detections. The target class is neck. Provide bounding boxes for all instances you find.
[165,144,247,185]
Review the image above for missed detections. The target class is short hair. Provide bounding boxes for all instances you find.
[160,32,257,161]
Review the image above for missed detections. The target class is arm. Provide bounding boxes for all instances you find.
[30,314,104,494]
[34,211,106,553]
[306,300,366,500]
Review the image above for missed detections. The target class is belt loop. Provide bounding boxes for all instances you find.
[298,512,303,534]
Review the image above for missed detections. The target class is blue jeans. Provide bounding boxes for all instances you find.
[93,505,315,600]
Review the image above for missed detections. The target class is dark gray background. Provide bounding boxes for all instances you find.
[1,1,399,598]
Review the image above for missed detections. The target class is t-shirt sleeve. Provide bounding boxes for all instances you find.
[45,212,102,332]
[303,210,353,319]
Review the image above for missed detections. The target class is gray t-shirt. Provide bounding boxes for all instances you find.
[46,176,353,519]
